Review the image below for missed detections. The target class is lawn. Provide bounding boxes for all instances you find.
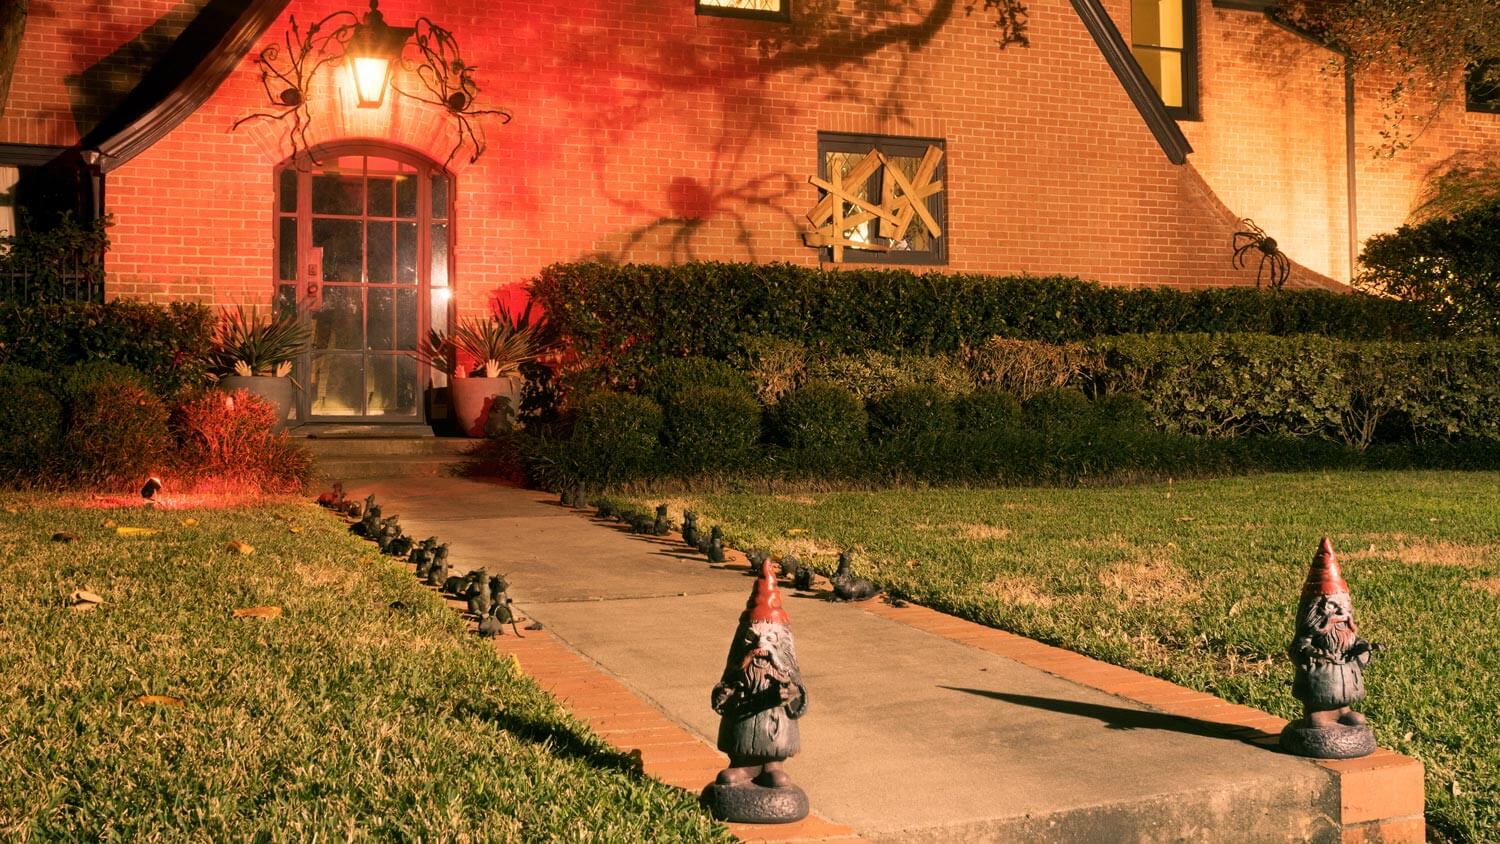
[0,496,728,842]
[651,471,1500,843]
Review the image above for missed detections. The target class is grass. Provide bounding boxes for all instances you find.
[0,496,729,843]
[646,471,1500,843]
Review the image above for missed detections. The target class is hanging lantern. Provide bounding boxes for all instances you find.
[347,1,413,108]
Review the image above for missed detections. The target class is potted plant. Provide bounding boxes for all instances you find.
[421,303,550,437]
[210,306,312,431]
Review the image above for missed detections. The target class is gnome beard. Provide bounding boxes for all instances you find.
[712,620,807,789]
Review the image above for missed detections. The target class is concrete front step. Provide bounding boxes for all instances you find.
[304,437,482,479]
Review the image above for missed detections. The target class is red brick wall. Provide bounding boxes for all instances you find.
[85,0,1348,315]
[22,0,1499,310]
[1166,2,1500,284]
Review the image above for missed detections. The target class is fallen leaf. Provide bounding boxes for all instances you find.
[102,519,118,528]
[226,541,255,555]
[1451,780,1462,797]
[232,606,282,619]
[52,532,78,543]
[180,518,199,527]
[1175,515,1195,522]
[115,526,159,537]
[68,589,104,610]
[4,506,17,514]
[288,525,304,534]
[132,694,185,708]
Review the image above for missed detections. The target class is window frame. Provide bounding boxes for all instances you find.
[1130,0,1200,121]
[816,132,948,267]
[694,0,791,23]
[1466,59,1500,115]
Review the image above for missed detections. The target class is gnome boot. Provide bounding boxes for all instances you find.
[714,763,760,786]
[754,761,791,789]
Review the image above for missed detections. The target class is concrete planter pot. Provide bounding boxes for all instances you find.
[219,375,296,432]
[450,375,520,437]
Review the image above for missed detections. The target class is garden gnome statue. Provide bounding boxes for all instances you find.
[1280,537,1382,758]
[701,559,810,824]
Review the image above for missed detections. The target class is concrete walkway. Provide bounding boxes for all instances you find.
[354,475,1423,843]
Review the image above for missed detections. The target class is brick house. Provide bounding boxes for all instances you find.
[2,0,1497,425]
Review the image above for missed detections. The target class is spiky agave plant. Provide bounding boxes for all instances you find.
[212,306,311,378]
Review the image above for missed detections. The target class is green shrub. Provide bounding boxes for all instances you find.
[734,335,807,406]
[772,381,867,450]
[0,366,63,484]
[868,384,955,441]
[662,386,762,473]
[1357,199,1500,335]
[1022,388,1093,431]
[529,262,1437,379]
[642,357,752,405]
[805,350,971,402]
[0,300,214,398]
[953,387,1023,433]
[57,363,170,486]
[569,392,664,485]
[1092,392,1152,431]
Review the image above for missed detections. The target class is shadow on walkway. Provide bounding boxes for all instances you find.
[941,687,1236,741]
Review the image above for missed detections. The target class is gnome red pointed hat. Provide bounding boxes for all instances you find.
[1301,536,1349,599]
[742,559,791,625]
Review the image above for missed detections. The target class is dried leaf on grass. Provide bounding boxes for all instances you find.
[115,526,159,537]
[180,518,199,527]
[288,526,304,534]
[4,506,18,514]
[68,589,104,610]
[225,541,255,555]
[102,519,118,528]
[132,694,186,708]
[232,606,282,620]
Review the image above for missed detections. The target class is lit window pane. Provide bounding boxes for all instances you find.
[1132,46,1184,108]
[1132,0,1183,49]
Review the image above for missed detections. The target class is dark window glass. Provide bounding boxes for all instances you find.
[368,288,396,350]
[277,217,298,281]
[396,174,418,219]
[1467,60,1500,114]
[430,174,447,220]
[278,168,298,213]
[397,222,418,284]
[312,173,364,216]
[312,218,363,282]
[815,133,947,266]
[367,177,394,217]
[367,221,393,283]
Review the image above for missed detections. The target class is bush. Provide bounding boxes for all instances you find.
[772,381,867,450]
[1357,199,1500,335]
[1092,392,1152,431]
[962,337,1098,400]
[804,350,971,402]
[569,392,664,485]
[0,366,63,484]
[868,384,955,441]
[171,390,311,492]
[641,357,752,404]
[0,300,214,398]
[529,262,1437,379]
[953,387,1022,433]
[662,386,762,473]
[57,363,170,486]
[1022,388,1093,431]
[734,335,807,406]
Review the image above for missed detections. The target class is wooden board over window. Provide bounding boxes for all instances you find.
[696,0,790,23]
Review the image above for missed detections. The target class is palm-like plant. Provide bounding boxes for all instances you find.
[211,306,311,378]
[423,301,554,379]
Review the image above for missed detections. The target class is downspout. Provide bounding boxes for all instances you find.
[1265,11,1358,283]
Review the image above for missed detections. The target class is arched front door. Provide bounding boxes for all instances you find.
[274,144,452,423]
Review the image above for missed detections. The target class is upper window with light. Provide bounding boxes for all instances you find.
[696,0,790,22]
[1131,0,1198,120]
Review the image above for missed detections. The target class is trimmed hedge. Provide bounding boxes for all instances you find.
[57,363,170,486]
[530,262,1438,380]
[0,366,63,483]
[661,385,762,473]
[569,392,664,485]
[771,381,867,451]
[0,300,214,398]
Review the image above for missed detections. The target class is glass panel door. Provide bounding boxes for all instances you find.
[282,151,449,421]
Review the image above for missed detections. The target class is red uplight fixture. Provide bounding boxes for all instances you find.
[347,1,413,108]
[141,476,163,501]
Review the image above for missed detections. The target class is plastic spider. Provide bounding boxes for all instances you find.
[1231,218,1291,290]
[231,11,360,165]
[395,19,511,168]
